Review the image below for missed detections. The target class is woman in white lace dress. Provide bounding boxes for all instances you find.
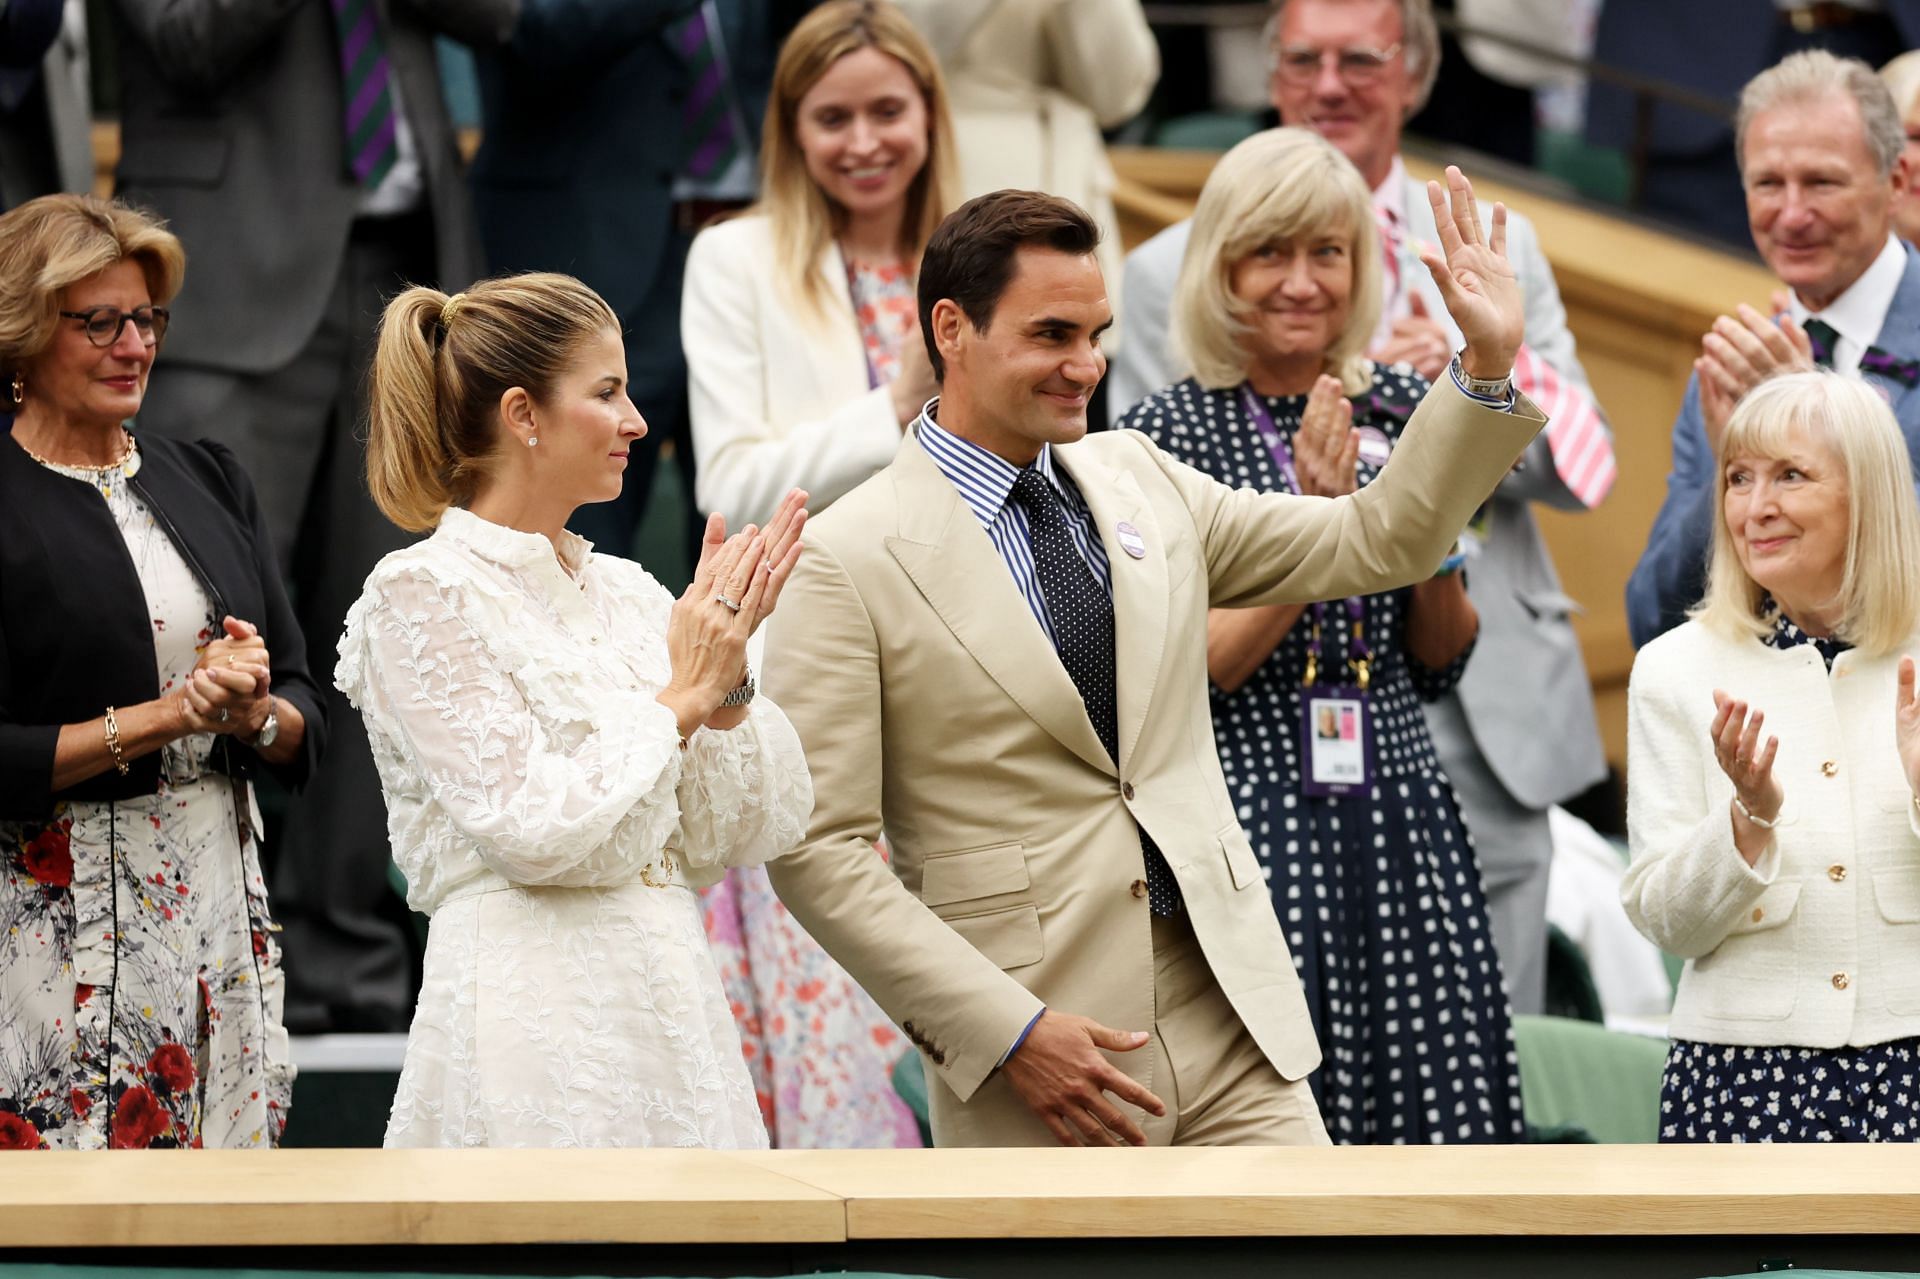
[336,273,815,1149]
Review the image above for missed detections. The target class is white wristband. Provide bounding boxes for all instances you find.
[1732,795,1780,829]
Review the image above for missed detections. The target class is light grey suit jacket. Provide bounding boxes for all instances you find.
[1109,171,1608,815]
[109,0,517,374]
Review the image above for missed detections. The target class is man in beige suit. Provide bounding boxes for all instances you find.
[762,173,1542,1147]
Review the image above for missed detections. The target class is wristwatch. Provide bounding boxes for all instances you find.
[245,700,280,751]
[1451,351,1513,400]
[719,668,757,709]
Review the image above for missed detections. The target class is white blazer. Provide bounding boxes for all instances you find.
[682,214,906,530]
[1623,619,1920,1049]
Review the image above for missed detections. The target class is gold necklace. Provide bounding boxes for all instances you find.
[16,426,136,473]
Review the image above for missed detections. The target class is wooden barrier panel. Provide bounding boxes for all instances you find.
[1111,147,1780,770]
[0,1148,845,1247]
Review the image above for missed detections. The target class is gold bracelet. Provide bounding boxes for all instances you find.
[103,705,129,776]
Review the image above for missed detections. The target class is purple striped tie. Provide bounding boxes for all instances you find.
[675,4,740,181]
[328,0,398,188]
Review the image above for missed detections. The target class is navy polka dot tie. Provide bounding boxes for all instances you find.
[1010,469,1181,915]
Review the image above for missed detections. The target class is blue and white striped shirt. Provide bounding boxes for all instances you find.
[916,401,1112,647]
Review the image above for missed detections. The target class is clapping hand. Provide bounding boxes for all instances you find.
[1710,689,1783,862]
[660,490,808,734]
[1415,166,1523,383]
[1294,375,1359,498]
[1695,302,1816,455]
[181,616,273,738]
[1895,657,1920,801]
[1370,293,1451,381]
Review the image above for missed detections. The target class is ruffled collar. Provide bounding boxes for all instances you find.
[1761,594,1851,670]
[438,505,592,578]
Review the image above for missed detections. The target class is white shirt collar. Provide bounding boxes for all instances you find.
[438,505,592,577]
[1790,233,1906,374]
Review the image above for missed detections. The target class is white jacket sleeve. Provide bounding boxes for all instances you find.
[674,698,815,887]
[682,225,903,529]
[344,567,686,887]
[1620,647,1779,958]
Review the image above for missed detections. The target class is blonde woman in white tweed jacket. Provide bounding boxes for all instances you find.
[1624,371,1920,1143]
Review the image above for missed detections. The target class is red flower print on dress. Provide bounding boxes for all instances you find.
[148,1043,195,1094]
[22,827,73,889]
[0,1112,42,1149]
[74,984,93,1007]
[69,1088,91,1119]
[110,1085,169,1148]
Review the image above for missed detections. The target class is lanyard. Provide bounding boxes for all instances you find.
[1239,385,1374,690]
[841,250,883,392]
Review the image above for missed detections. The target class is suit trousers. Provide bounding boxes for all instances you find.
[138,211,437,1031]
[1138,911,1329,1147]
[1429,693,1552,1018]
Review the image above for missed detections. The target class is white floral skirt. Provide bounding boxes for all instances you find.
[386,880,768,1149]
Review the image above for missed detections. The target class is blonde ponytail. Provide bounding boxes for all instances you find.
[364,272,620,533]
[367,287,458,532]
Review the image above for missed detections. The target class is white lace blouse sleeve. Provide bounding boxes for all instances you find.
[674,697,815,887]
[343,566,686,887]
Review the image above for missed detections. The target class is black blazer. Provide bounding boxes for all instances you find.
[0,418,327,820]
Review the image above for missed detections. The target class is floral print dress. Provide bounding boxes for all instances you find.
[694,253,924,1150]
[0,441,292,1149]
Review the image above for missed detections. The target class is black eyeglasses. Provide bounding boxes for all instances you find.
[58,305,170,348]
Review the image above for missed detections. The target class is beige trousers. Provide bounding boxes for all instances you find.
[1136,911,1330,1147]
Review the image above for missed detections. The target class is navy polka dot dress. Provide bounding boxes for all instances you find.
[1120,371,1525,1145]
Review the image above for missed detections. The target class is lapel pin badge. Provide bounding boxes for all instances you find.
[1115,520,1147,559]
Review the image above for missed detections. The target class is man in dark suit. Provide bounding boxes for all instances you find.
[0,0,89,210]
[469,1,808,567]
[109,0,516,1031]
[1630,50,1920,647]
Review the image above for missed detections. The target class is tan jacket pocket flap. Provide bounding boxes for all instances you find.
[921,841,1030,908]
[1219,822,1263,891]
[944,904,1045,970]
[1874,866,1920,923]
[1729,880,1801,935]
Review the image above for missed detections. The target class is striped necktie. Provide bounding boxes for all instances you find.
[675,3,741,180]
[1511,344,1615,510]
[328,0,398,188]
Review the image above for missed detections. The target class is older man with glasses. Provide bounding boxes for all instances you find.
[1112,0,1612,1020]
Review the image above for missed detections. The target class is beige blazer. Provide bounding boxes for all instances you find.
[1624,620,1920,1049]
[683,214,905,530]
[762,379,1544,1147]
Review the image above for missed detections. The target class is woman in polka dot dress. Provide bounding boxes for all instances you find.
[1116,128,1523,1144]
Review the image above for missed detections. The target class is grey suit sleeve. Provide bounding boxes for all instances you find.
[111,0,307,98]
[1626,375,1716,648]
[1107,230,1179,426]
[505,0,700,73]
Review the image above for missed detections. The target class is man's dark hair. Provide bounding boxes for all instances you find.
[916,190,1102,381]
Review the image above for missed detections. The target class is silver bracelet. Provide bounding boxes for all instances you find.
[1732,795,1780,829]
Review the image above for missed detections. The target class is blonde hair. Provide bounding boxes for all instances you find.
[755,0,959,321]
[366,272,619,533]
[0,193,186,389]
[1173,127,1382,396]
[1882,50,1920,120]
[1694,371,1920,655]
